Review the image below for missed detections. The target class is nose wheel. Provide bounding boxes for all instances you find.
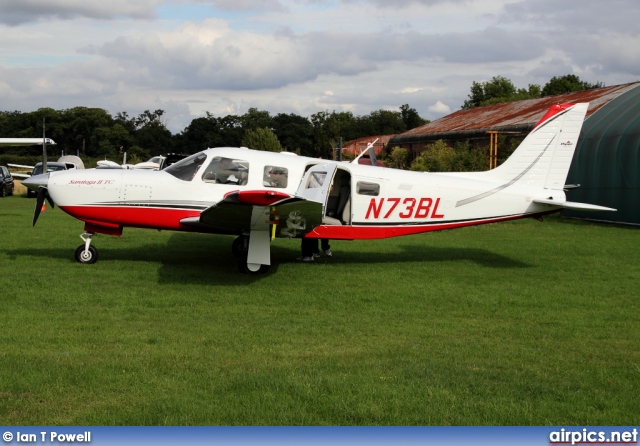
[75,232,99,264]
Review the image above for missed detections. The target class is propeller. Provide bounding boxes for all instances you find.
[32,185,55,227]
[27,118,55,226]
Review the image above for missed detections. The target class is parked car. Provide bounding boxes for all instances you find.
[25,162,69,198]
[0,165,14,197]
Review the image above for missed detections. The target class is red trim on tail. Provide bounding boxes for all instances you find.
[533,103,574,130]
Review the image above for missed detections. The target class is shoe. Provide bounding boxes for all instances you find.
[323,249,332,257]
[313,253,321,258]
[296,256,314,262]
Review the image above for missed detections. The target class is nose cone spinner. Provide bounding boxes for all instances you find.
[22,173,50,192]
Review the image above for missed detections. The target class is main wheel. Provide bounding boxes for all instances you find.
[75,245,99,264]
[231,236,249,258]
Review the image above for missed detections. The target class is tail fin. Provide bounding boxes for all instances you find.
[488,103,589,190]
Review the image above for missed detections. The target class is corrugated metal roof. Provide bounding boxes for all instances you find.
[392,82,640,144]
[342,134,397,155]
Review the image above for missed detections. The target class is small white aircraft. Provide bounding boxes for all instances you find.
[22,103,615,273]
[96,155,165,170]
[0,137,56,147]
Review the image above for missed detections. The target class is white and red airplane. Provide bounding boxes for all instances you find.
[22,102,614,273]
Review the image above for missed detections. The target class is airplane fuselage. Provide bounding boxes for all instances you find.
[20,104,615,271]
[45,146,563,240]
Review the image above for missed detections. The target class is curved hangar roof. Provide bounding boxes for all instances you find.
[564,82,640,225]
[391,82,640,145]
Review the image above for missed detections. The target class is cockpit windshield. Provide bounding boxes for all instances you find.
[164,152,207,181]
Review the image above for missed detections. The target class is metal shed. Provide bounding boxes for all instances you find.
[390,82,640,153]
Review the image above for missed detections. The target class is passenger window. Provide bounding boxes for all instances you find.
[263,166,288,188]
[201,157,250,185]
[356,181,380,196]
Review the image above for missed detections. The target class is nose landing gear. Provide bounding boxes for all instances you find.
[75,232,98,264]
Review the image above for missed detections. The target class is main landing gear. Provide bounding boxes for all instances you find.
[75,232,98,264]
[72,231,269,273]
[232,235,269,275]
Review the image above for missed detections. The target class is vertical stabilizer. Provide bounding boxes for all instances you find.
[488,103,588,190]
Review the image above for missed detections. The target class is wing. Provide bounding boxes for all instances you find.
[180,189,323,237]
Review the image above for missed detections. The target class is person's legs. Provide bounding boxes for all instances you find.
[321,239,332,257]
[298,238,316,261]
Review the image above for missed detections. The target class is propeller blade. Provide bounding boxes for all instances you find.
[46,195,55,210]
[33,187,47,226]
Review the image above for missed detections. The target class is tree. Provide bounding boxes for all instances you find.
[132,109,167,129]
[60,107,115,157]
[462,76,541,109]
[400,104,427,130]
[385,147,412,170]
[310,111,355,159]
[241,108,272,131]
[177,113,227,154]
[410,140,456,172]
[362,109,406,135]
[272,113,314,155]
[241,127,283,152]
[136,122,173,154]
[542,75,604,97]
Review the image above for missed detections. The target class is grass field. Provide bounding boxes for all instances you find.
[0,196,638,425]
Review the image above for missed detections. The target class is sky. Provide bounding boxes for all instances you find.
[0,0,638,134]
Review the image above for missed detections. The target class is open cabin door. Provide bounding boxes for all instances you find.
[296,163,338,212]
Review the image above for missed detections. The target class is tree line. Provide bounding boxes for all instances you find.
[462,74,604,109]
[0,104,425,164]
[1,73,605,170]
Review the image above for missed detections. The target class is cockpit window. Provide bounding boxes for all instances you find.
[201,157,249,185]
[164,152,207,181]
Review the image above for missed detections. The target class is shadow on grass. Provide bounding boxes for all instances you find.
[4,231,529,285]
[277,243,530,269]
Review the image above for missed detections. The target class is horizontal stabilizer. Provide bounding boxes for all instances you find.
[533,199,616,212]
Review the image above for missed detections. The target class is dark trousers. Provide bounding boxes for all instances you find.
[301,238,330,257]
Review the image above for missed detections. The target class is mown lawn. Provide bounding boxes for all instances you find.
[0,196,638,425]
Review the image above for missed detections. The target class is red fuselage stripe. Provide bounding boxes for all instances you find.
[61,205,201,231]
[61,205,558,239]
[306,211,558,240]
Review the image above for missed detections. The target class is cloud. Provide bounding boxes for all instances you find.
[0,0,161,25]
[339,0,469,8]
[501,0,638,33]
[76,21,546,95]
[193,0,287,12]
[0,0,288,26]
[1,0,638,134]
[428,100,450,114]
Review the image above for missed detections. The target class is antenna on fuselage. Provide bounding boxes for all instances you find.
[352,138,379,166]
